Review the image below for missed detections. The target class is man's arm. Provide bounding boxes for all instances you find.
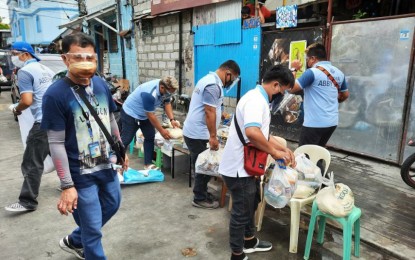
[146,112,172,140]
[109,113,129,170]
[47,130,78,216]
[164,102,180,128]
[338,90,349,103]
[205,105,219,150]
[245,127,293,166]
[13,92,33,115]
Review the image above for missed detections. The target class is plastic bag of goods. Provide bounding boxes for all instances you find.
[264,160,298,208]
[195,148,223,177]
[316,173,354,217]
[292,153,324,199]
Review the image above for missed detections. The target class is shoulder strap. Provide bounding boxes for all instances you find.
[63,77,115,146]
[316,66,340,92]
[233,115,247,146]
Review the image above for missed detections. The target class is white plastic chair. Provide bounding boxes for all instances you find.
[256,144,331,253]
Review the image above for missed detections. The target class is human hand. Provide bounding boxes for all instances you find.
[57,187,78,216]
[12,106,21,116]
[291,60,302,71]
[272,150,293,166]
[171,120,181,128]
[209,136,219,151]
[161,129,172,140]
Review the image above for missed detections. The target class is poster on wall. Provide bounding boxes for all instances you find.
[261,28,323,142]
[289,40,306,78]
[276,4,298,29]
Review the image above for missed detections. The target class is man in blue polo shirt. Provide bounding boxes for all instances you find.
[290,43,349,147]
[183,60,240,209]
[121,76,180,170]
[5,41,54,212]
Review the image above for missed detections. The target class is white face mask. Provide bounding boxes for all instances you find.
[11,56,25,68]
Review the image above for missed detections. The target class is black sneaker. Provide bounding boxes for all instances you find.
[231,252,248,260]
[243,238,272,253]
[59,236,85,259]
[192,200,220,209]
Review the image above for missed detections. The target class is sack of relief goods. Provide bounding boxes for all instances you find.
[315,172,354,217]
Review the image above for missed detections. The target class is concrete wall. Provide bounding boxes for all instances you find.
[134,10,194,95]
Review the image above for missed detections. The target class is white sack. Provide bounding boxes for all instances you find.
[316,173,354,217]
[16,108,55,174]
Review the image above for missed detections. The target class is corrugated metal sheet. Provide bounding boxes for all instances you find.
[193,0,241,26]
[193,19,241,46]
[194,24,215,46]
[215,0,241,23]
[214,19,241,45]
[195,27,261,98]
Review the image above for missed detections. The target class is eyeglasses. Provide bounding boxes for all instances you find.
[10,51,24,56]
[65,53,97,62]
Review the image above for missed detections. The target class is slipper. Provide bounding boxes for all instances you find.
[144,164,159,170]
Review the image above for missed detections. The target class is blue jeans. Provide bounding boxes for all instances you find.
[120,109,155,165]
[222,175,259,254]
[70,175,121,260]
[183,136,210,202]
[19,123,49,210]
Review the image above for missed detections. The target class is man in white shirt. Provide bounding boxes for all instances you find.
[219,65,296,260]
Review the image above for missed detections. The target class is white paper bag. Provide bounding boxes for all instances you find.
[17,108,55,174]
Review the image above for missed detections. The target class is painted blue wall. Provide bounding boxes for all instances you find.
[108,1,138,91]
[194,20,261,98]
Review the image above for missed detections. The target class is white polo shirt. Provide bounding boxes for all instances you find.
[219,85,270,178]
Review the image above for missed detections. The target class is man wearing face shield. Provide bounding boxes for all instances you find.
[5,42,55,213]
[41,33,127,260]
[183,60,240,209]
[120,75,180,170]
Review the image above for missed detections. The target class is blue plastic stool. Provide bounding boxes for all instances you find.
[304,200,361,260]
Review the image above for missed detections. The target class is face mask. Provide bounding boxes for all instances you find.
[11,56,25,68]
[68,61,97,79]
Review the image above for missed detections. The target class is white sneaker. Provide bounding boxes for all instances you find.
[5,202,33,212]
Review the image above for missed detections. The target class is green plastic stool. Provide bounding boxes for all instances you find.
[129,138,135,155]
[304,200,361,260]
[152,147,163,169]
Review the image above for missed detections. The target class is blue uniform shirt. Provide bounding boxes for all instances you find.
[297,61,348,127]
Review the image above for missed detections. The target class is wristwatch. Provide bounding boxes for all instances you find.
[170,118,175,122]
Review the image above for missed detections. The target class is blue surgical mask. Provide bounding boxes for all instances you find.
[225,77,240,94]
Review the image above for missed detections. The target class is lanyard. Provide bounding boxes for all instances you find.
[70,80,99,141]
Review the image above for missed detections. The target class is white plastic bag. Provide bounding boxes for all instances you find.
[16,108,55,174]
[264,160,298,208]
[195,148,223,177]
[292,153,324,198]
[315,172,355,217]
[0,74,7,83]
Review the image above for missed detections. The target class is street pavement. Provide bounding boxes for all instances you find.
[0,91,406,260]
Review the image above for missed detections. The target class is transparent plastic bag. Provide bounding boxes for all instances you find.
[264,160,298,208]
[272,93,303,123]
[195,148,223,177]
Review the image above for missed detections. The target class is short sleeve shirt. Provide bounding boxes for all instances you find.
[41,76,117,189]
[219,85,270,178]
[296,61,347,127]
[122,79,170,120]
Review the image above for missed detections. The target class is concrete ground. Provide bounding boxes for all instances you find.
[0,91,400,260]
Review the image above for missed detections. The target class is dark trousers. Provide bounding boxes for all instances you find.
[222,175,258,254]
[19,123,49,210]
[120,109,155,165]
[299,125,337,147]
[183,136,210,202]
